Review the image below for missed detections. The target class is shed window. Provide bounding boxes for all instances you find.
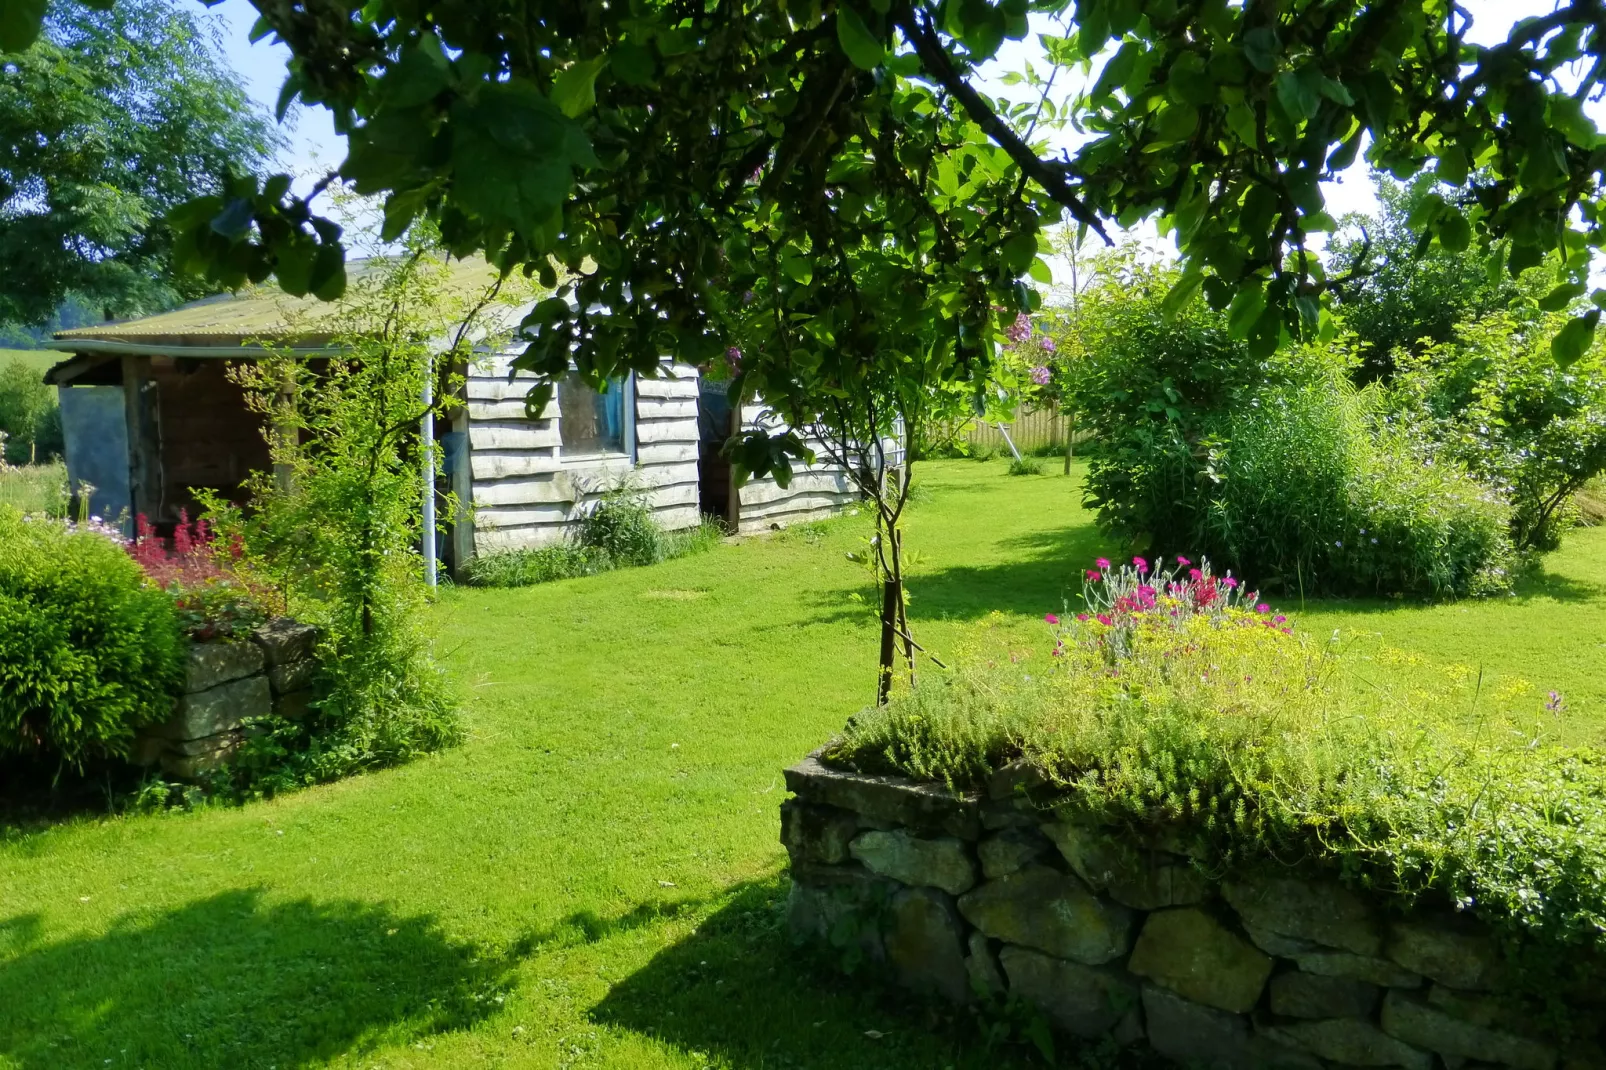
[558,372,628,455]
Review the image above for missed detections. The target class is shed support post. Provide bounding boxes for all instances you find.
[422,352,437,589]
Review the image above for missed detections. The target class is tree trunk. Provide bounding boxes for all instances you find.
[877,568,900,706]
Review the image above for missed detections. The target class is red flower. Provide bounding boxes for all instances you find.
[1086,569,1101,581]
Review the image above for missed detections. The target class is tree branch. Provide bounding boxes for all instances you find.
[895,4,1112,245]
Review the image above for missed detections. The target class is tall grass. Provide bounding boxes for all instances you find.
[466,510,726,587]
[0,462,67,517]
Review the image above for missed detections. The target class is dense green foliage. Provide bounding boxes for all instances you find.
[0,460,66,516]
[199,253,508,794]
[1386,312,1606,552]
[0,0,278,327]
[465,506,725,589]
[1067,257,1512,596]
[0,507,185,769]
[830,599,1606,964]
[0,359,62,465]
[1329,178,1542,380]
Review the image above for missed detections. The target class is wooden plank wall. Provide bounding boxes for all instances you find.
[735,403,859,534]
[465,355,701,555]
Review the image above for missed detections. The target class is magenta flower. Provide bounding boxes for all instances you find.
[1176,556,1191,566]
[1133,556,1148,573]
[726,346,742,364]
[1076,613,1090,622]
[1224,577,1238,589]
[1086,569,1101,581]
[1095,557,1110,569]
[1256,603,1270,614]
[1044,613,1059,625]
[1274,615,1286,624]
[1096,613,1113,627]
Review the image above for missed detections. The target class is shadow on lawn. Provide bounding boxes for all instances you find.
[0,888,511,1070]
[590,876,1152,1070]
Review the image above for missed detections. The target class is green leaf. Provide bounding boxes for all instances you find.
[1167,52,1214,107]
[1028,257,1053,284]
[1539,281,1586,312]
[552,57,608,118]
[610,41,657,87]
[1242,27,1279,73]
[1001,231,1037,275]
[309,242,346,301]
[835,6,885,71]
[779,247,813,285]
[1552,310,1600,367]
[523,382,556,419]
[1276,68,1320,123]
[0,0,46,53]
[1436,211,1471,253]
[1162,271,1202,317]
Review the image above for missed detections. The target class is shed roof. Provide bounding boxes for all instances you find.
[49,256,507,356]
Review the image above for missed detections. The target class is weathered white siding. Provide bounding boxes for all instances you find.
[735,403,859,534]
[464,356,701,555]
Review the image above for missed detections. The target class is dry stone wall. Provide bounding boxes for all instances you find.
[134,617,318,778]
[781,753,1602,1070]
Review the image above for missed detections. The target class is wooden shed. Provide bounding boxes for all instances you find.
[45,263,857,574]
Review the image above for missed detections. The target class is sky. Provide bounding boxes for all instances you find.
[206,0,1588,256]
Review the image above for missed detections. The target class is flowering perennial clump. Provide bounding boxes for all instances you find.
[127,511,269,638]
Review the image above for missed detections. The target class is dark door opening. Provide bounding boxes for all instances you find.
[697,378,737,527]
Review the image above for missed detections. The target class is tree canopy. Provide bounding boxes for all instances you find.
[8,0,1606,465]
[0,0,278,326]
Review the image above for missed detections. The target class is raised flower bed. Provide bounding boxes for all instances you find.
[782,557,1606,1069]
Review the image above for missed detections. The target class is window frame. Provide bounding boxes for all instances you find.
[556,369,636,464]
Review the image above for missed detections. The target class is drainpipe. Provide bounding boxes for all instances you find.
[422,351,437,588]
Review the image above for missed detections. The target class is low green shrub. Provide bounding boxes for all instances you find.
[828,561,1606,972]
[466,497,725,589]
[1068,257,1515,597]
[1006,456,1042,476]
[0,507,186,769]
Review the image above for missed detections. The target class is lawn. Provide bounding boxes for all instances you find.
[2,459,1603,1070]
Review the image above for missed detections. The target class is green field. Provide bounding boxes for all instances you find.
[0,349,61,377]
[2,460,1603,1069]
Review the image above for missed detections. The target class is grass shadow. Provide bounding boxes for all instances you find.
[591,875,1152,1070]
[0,888,511,1069]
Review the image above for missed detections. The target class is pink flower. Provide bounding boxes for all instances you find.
[1076,613,1089,622]
[1086,569,1101,581]
[1188,568,1202,581]
[1044,613,1059,625]
[1274,615,1286,624]
[1095,557,1110,569]
[1133,556,1148,573]
[1041,337,1057,352]
[1176,556,1191,566]
[1224,577,1238,589]
[725,346,742,365]
[1005,313,1032,344]
[1096,613,1113,627]
[1256,603,1270,614]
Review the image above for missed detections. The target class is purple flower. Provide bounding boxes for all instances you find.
[725,346,742,365]
[1041,337,1057,353]
[1031,365,1052,386]
[1005,313,1032,344]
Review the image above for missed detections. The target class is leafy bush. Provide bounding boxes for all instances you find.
[1385,312,1606,552]
[1006,456,1042,476]
[0,359,63,466]
[0,507,185,769]
[466,510,725,588]
[828,564,1606,968]
[578,486,666,566]
[1068,260,1514,597]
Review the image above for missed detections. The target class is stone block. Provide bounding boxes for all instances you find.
[966,931,1004,997]
[1128,908,1272,1014]
[999,945,1140,1039]
[184,639,264,694]
[1388,918,1500,992]
[268,657,316,696]
[1269,970,1381,1019]
[1263,1016,1432,1069]
[958,865,1133,966]
[1224,875,1383,957]
[252,616,318,666]
[781,801,859,865]
[980,799,1038,830]
[1045,821,1207,910]
[159,731,243,779]
[849,829,977,895]
[784,755,981,839]
[1380,990,1557,1070]
[1295,950,1424,989]
[1142,984,1322,1070]
[977,826,1050,879]
[786,865,893,963]
[164,675,272,741]
[885,887,970,1004]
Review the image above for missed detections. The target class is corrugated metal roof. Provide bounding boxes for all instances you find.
[53,256,507,348]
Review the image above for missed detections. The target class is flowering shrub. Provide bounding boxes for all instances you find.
[127,512,270,640]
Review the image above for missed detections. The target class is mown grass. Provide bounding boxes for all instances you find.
[0,349,59,376]
[1,459,1602,1070]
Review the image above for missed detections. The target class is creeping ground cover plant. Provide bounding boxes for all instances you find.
[827,555,1606,981]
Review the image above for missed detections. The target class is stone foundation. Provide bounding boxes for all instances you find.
[134,617,318,778]
[781,753,1603,1070]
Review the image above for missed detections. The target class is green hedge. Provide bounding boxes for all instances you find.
[0,508,186,768]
